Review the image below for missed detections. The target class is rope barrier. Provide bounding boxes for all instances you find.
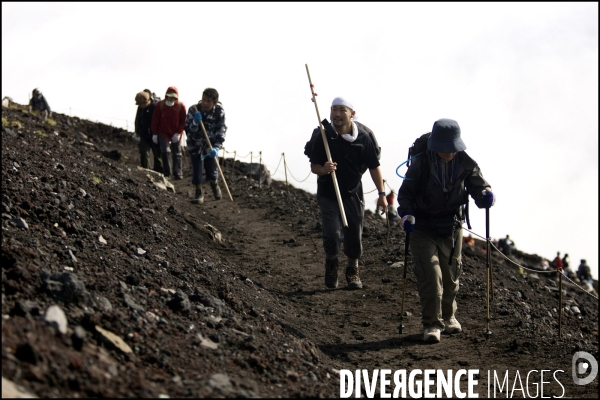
[463,226,598,300]
[270,154,284,176]
[284,163,312,183]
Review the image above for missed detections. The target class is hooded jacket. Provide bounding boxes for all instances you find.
[398,150,491,235]
[150,86,186,141]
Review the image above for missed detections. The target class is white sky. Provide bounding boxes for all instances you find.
[3,2,598,280]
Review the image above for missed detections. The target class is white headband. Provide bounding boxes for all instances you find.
[331,97,354,110]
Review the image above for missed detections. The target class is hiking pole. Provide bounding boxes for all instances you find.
[305,64,348,227]
[558,269,563,339]
[199,119,233,201]
[193,106,234,201]
[384,180,390,244]
[398,231,410,334]
[484,208,493,340]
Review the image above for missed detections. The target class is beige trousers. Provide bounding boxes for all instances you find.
[410,228,463,330]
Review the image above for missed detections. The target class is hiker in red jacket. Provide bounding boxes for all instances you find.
[150,86,186,180]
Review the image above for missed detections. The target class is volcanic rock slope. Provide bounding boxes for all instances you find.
[2,103,598,398]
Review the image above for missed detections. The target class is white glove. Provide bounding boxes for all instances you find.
[171,133,180,144]
[400,215,415,225]
[152,135,158,144]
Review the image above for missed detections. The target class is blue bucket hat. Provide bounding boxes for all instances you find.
[427,118,466,153]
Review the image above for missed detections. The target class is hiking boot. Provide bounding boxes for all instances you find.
[424,328,441,343]
[444,317,462,334]
[345,265,363,290]
[191,188,204,204]
[210,181,222,200]
[324,258,339,289]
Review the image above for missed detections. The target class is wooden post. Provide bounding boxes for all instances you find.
[258,151,263,187]
[232,151,237,176]
[249,152,253,180]
[283,153,289,193]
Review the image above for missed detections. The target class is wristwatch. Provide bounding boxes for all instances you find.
[378,191,386,196]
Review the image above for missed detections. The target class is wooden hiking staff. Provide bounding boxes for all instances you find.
[305,64,348,227]
[193,105,233,201]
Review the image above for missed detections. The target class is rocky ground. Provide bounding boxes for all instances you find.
[2,102,598,398]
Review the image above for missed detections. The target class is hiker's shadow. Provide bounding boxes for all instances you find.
[319,333,439,356]
[282,287,360,297]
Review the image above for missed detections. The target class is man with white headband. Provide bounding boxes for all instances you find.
[305,96,387,290]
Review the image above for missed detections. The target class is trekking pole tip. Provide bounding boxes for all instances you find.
[484,330,493,340]
[398,324,405,335]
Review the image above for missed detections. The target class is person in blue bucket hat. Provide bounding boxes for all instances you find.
[397,118,495,343]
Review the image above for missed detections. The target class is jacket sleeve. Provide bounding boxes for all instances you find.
[150,102,161,136]
[466,164,492,208]
[177,102,186,134]
[397,154,422,217]
[185,106,200,134]
[211,107,227,149]
[43,97,51,114]
[134,108,141,135]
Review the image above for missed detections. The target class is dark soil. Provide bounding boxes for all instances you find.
[2,102,598,398]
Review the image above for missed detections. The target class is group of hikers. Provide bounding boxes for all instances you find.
[137,89,495,344]
[133,86,227,204]
[29,86,594,344]
[551,252,595,291]
[303,97,495,343]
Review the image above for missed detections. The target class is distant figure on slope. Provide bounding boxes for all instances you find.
[150,86,186,180]
[463,234,475,247]
[144,89,161,104]
[386,192,400,224]
[304,97,386,290]
[552,252,563,280]
[134,91,162,173]
[29,88,51,121]
[498,234,514,257]
[577,259,592,283]
[397,118,495,343]
[561,253,572,277]
[184,88,227,204]
[576,259,596,293]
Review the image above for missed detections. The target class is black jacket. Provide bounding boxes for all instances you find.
[398,150,491,235]
[135,101,157,143]
[30,95,51,113]
[307,120,380,199]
